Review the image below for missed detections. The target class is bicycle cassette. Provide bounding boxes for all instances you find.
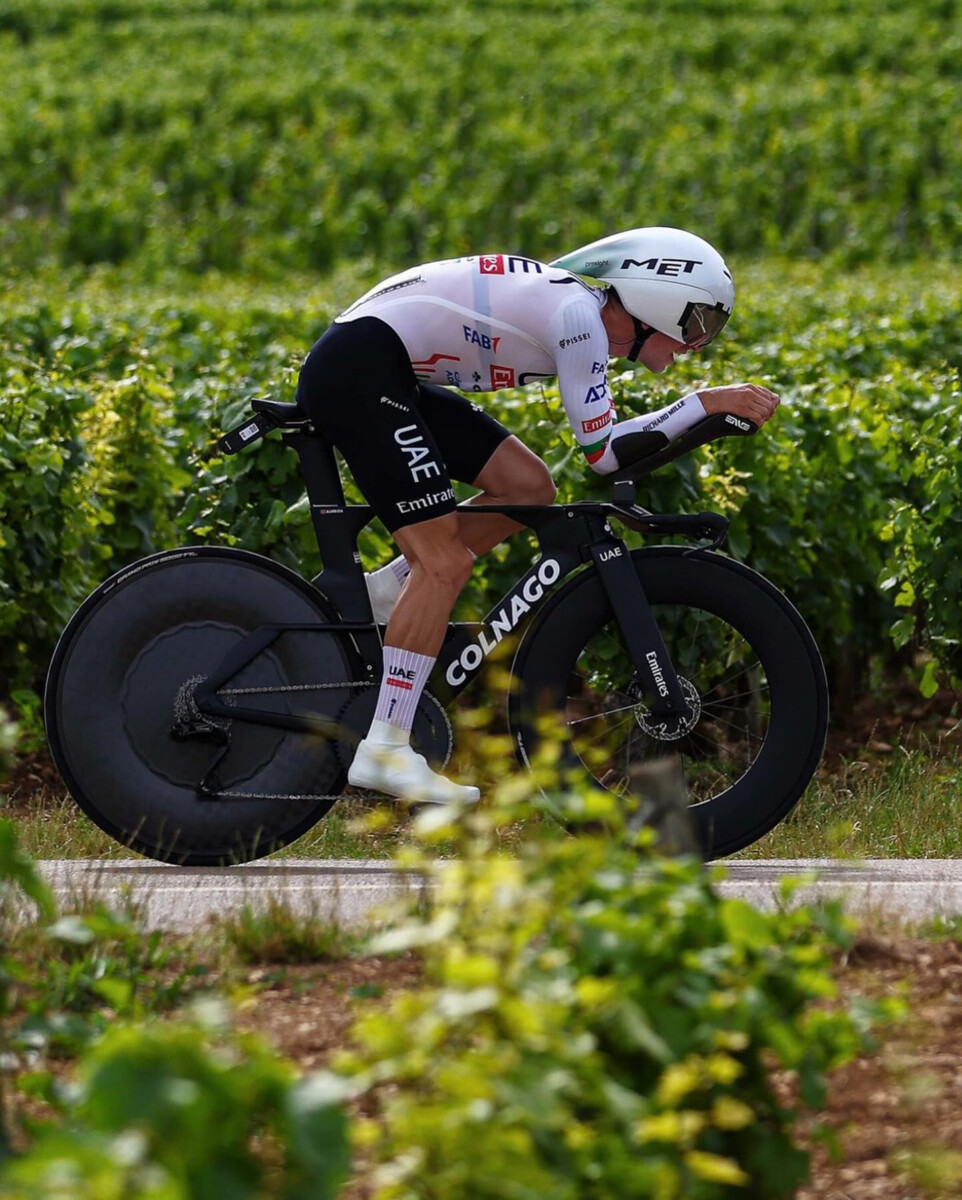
[334,687,453,770]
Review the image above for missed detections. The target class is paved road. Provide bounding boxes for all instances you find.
[33,858,962,931]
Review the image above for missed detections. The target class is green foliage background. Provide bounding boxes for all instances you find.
[2,0,961,274]
[1,0,961,704]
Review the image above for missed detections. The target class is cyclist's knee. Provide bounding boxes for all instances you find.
[493,462,556,506]
[400,524,474,596]
[411,542,473,596]
[508,460,556,506]
[474,438,555,505]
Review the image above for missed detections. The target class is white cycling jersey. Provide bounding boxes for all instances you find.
[337,254,706,473]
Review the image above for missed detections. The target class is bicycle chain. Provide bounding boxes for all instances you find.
[212,789,379,801]
[218,680,374,696]
[200,678,382,802]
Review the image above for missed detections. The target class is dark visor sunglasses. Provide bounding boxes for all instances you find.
[678,300,731,349]
[627,299,731,361]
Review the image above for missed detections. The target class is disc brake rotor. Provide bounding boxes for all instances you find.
[633,676,702,741]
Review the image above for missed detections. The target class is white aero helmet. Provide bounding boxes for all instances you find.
[551,227,734,360]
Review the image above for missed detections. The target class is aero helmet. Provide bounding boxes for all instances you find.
[551,227,735,361]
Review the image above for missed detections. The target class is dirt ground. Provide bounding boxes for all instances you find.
[822,679,962,767]
[228,934,962,1199]
[792,933,962,1199]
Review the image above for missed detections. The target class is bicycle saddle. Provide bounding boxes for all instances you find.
[251,397,311,427]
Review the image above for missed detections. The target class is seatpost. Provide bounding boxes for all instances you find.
[286,431,346,507]
[285,431,375,623]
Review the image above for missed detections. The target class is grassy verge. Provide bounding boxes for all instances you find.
[736,738,962,860]
[6,738,962,862]
[1,788,564,862]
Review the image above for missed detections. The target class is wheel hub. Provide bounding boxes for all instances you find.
[122,621,286,787]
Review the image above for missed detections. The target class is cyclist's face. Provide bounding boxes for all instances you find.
[638,330,690,374]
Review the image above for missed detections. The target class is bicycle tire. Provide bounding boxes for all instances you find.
[509,547,828,858]
[45,546,360,866]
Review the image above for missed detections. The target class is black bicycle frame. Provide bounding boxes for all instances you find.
[194,427,704,734]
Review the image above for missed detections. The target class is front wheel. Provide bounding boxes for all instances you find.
[509,548,828,858]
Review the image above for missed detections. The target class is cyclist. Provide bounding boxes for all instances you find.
[295,227,779,805]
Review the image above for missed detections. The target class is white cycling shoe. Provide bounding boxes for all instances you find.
[348,738,481,806]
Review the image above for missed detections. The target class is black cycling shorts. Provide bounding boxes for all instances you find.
[295,317,512,533]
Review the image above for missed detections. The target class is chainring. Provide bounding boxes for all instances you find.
[334,687,453,770]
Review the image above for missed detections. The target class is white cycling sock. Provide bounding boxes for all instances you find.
[371,646,435,734]
[388,555,411,586]
[367,556,411,595]
[366,551,477,623]
[365,558,413,623]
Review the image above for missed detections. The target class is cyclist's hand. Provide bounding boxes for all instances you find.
[696,384,780,427]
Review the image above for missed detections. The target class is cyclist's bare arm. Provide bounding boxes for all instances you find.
[583,382,780,475]
[697,383,779,427]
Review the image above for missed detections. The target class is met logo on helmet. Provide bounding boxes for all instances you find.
[620,257,703,276]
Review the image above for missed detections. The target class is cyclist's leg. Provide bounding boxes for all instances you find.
[369,387,556,601]
[297,319,479,802]
[420,383,556,552]
[457,435,556,555]
[388,512,474,656]
[351,509,480,804]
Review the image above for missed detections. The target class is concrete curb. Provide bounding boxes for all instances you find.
[31,858,962,932]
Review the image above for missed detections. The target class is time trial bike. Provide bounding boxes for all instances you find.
[44,397,828,866]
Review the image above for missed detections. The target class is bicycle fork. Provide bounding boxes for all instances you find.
[588,536,693,725]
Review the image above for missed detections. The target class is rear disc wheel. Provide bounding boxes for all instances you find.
[45,547,360,865]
